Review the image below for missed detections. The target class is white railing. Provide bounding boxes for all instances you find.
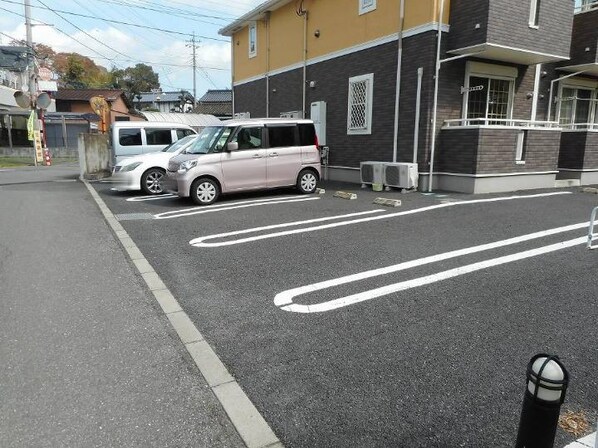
[575,0,598,13]
[443,118,561,129]
[561,123,598,131]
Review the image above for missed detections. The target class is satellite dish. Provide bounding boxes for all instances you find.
[89,96,109,115]
[14,91,31,109]
[37,92,52,110]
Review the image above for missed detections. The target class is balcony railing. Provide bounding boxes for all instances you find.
[443,118,561,129]
[561,122,598,131]
[575,0,598,13]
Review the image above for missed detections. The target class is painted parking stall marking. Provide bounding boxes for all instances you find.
[190,191,572,248]
[154,195,321,220]
[274,223,589,313]
[126,193,177,202]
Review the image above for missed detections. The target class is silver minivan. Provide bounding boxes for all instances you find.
[165,118,321,205]
[110,122,197,164]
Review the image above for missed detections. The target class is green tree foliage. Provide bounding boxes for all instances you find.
[110,63,160,102]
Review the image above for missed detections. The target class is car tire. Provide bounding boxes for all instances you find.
[141,168,165,195]
[190,177,220,205]
[297,169,318,194]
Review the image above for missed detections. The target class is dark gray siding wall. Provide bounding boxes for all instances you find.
[439,128,560,174]
[448,0,573,58]
[567,9,598,66]
[447,0,490,50]
[559,132,598,169]
[234,78,267,118]
[487,0,573,57]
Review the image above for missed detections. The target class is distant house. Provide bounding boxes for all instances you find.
[193,89,232,119]
[134,90,194,113]
[55,88,142,123]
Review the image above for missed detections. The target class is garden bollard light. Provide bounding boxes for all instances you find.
[515,354,569,448]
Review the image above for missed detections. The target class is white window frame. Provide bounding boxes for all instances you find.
[347,73,374,135]
[248,22,257,58]
[462,63,516,125]
[358,0,376,15]
[529,0,541,28]
[557,81,598,129]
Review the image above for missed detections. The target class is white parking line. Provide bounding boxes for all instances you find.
[190,210,387,247]
[276,234,587,313]
[155,195,320,219]
[126,194,177,202]
[190,191,572,248]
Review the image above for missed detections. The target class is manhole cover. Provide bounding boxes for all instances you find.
[114,213,155,221]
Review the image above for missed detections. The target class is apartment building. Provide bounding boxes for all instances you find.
[220,0,598,193]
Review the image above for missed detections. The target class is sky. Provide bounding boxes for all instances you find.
[0,0,264,98]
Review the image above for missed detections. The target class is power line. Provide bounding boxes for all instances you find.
[97,0,232,24]
[0,0,228,41]
[36,0,132,61]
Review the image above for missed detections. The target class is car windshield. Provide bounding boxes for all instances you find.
[185,126,233,154]
[162,134,196,153]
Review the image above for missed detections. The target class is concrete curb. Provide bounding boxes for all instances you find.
[82,180,282,448]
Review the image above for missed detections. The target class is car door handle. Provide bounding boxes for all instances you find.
[253,154,263,159]
[269,152,278,158]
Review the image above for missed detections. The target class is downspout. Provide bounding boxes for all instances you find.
[265,12,271,117]
[392,0,405,163]
[428,0,445,192]
[302,10,308,118]
[413,67,424,164]
[231,35,235,116]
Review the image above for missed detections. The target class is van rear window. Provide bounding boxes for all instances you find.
[146,129,172,145]
[119,128,141,146]
[268,126,297,148]
[298,124,316,146]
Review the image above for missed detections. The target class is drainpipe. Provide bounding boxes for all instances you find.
[230,36,235,116]
[265,12,271,117]
[302,10,308,118]
[530,64,542,122]
[413,67,424,164]
[392,0,406,163]
[428,0,445,192]
[547,69,589,122]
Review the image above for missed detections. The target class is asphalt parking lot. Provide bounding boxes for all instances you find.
[93,180,598,447]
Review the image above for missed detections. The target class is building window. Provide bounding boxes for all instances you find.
[359,0,376,15]
[347,73,374,135]
[248,22,257,58]
[558,86,598,129]
[529,0,541,27]
[576,0,598,13]
[465,76,514,125]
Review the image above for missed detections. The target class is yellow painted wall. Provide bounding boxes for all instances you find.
[232,0,450,83]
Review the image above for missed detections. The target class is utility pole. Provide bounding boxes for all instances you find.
[186,32,198,109]
[24,0,38,166]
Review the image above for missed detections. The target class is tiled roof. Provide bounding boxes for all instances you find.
[55,88,125,102]
[198,89,232,103]
[193,101,232,117]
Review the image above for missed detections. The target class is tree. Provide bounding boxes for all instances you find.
[110,63,160,102]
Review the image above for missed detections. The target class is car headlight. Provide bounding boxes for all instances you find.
[179,160,198,172]
[121,162,142,172]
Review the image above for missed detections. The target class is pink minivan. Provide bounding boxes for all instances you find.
[165,118,321,205]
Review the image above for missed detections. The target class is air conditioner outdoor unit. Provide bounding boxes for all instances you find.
[360,161,385,185]
[384,162,419,189]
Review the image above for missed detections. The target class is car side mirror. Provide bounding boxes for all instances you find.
[226,142,238,152]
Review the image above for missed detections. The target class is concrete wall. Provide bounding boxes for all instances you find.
[78,133,111,180]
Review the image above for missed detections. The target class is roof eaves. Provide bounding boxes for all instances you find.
[218,0,293,36]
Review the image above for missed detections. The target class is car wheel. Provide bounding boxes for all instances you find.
[297,169,318,194]
[141,168,165,195]
[190,178,220,205]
